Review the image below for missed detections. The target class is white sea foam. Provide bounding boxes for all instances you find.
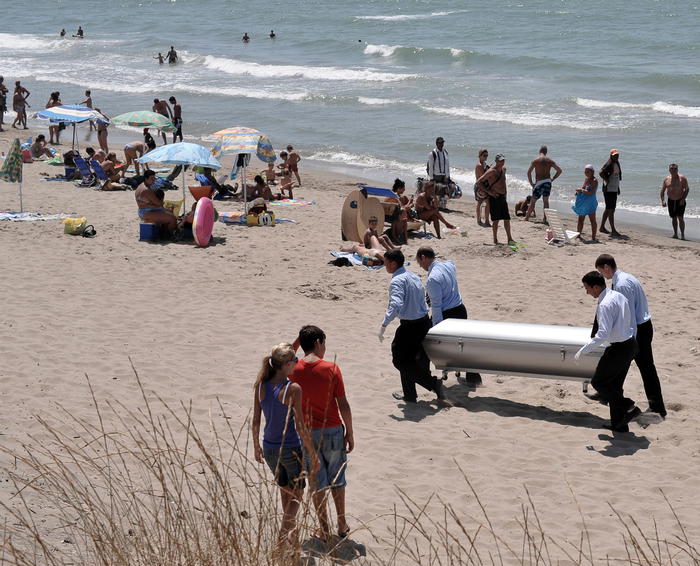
[450,48,465,57]
[203,55,416,82]
[357,97,395,105]
[0,33,69,52]
[576,98,700,117]
[363,44,401,57]
[355,10,467,21]
[422,106,605,130]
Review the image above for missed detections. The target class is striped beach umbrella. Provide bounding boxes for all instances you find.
[35,105,108,150]
[111,111,176,132]
[210,126,277,163]
[0,138,24,211]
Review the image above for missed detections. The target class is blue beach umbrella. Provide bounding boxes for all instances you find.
[138,142,222,210]
[35,105,109,150]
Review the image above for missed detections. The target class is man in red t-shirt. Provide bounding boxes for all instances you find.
[292,325,354,540]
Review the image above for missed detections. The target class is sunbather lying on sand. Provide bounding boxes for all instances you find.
[339,243,385,263]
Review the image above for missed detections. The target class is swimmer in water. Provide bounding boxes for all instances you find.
[242,33,250,42]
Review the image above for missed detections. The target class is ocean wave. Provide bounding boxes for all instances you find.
[422,106,606,130]
[357,96,396,105]
[0,33,70,52]
[363,43,471,61]
[202,55,417,82]
[355,9,467,21]
[576,98,700,117]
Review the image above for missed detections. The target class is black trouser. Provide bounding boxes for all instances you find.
[635,320,665,414]
[442,303,467,320]
[591,338,638,429]
[391,316,437,402]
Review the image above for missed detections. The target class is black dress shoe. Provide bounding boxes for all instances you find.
[584,391,608,405]
[434,379,446,400]
[623,406,642,424]
[648,405,667,419]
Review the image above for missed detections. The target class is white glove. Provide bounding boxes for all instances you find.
[378,326,386,342]
[574,347,585,362]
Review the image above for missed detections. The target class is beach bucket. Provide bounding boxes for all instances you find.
[62,217,87,235]
[139,222,160,241]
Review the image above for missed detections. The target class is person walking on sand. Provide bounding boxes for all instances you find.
[427,136,450,184]
[291,325,354,542]
[474,148,491,227]
[599,149,623,237]
[524,145,562,223]
[572,164,598,241]
[251,343,319,550]
[379,249,447,405]
[0,76,8,132]
[594,254,667,418]
[660,163,689,240]
[169,96,183,143]
[575,271,640,433]
[475,154,515,245]
[286,145,302,186]
[415,246,482,386]
[166,46,178,64]
[11,81,30,129]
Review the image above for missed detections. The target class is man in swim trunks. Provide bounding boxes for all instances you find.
[152,98,172,144]
[135,170,177,235]
[660,163,689,240]
[169,96,183,143]
[524,145,562,223]
[286,145,302,186]
[166,46,178,64]
[475,154,515,245]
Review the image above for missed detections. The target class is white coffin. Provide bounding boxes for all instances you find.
[423,319,605,385]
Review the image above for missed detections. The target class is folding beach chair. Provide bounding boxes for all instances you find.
[73,157,96,187]
[90,160,113,189]
[544,208,579,244]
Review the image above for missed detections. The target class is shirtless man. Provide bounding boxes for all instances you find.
[286,145,302,186]
[123,141,146,175]
[476,154,515,245]
[363,216,398,251]
[152,98,172,144]
[660,163,690,240]
[169,96,182,143]
[166,46,178,64]
[81,90,94,130]
[0,76,8,131]
[415,180,456,239]
[11,81,30,129]
[135,170,177,235]
[524,145,562,222]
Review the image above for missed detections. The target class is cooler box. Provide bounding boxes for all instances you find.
[139,222,160,241]
[423,319,605,387]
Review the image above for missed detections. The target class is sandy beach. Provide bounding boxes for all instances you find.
[1,127,699,562]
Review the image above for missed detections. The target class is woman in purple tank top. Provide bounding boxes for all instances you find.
[252,343,318,548]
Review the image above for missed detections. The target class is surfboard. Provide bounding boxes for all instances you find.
[341,189,362,242]
[193,197,215,247]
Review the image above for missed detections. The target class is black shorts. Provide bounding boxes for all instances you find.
[668,199,686,218]
[603,190,618,210]
[489,194,510,221]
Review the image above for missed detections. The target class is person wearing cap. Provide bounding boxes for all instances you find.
[599,149,623,237]
[594,254,666,418]
[415,247,482,386]
[427,137,450,184]
[378,249,446,404]
[524,145,562,223]
[575,271,640,433]
[475,154,515,245]
[660,163,689,240]
[572,164,598,241]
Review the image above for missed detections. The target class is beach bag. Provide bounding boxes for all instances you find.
[62,217,87,235]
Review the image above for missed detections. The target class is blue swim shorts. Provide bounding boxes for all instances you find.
[532,180,552,200]
[305,425,347,490]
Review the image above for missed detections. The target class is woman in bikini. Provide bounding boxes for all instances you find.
[415,180,456,239]
[45,91,62,145]
[252,344,318,551]
[387,178,412,245]
[474,148,491,227]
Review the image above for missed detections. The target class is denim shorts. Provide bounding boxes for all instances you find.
[263,446,305,489]
[305,425,347,490]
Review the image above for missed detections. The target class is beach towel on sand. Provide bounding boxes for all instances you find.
[329,251,385,270]
[0,211,67,221]
[219,211,296,225]
[269,199,316,206]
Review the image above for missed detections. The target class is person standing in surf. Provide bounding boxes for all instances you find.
[524,145,562,223]
[166,46,178,64]
[474,148,491,227]
[660,163,689,240]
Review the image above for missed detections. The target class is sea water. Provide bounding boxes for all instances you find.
[1,0,698,233]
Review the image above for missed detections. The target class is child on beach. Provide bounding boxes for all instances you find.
[251,343,318,549]
[363,216,399,251]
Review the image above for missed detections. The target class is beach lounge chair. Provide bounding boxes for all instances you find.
[74,157,96,187]
[89,160,110,189]
[544,208,579,244]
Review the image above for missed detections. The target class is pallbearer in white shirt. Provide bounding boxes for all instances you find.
[576,271,641,433]
[594,254,667,418]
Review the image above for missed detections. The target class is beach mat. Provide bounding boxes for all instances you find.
[329,251,384,270]
[219,211,296,225]
[0,211,68,222]
[268,199,316,206]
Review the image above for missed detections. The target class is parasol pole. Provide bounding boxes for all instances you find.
[182,165,186,214]
[243,163,248,214]
[19,180,23,213]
